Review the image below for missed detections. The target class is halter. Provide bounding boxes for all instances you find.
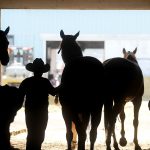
[58,47,61,54]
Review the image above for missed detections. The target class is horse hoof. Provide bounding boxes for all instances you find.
[71,141,77,149]
[135,145,142,150]
[119,137,127,146]
[114,143,120,150]
[10,146,20,150]
[106,146,111,150]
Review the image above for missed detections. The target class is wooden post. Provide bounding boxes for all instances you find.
[0,9,1,84]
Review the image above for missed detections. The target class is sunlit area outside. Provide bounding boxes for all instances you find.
[1,9,150,149]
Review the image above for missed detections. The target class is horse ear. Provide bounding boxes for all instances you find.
[4,26,10,35]
[133,47,137,54]
[74,31,80,40]
[123,48,126,54]
[60,30,65,39]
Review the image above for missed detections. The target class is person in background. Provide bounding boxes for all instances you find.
[19,58,56,150]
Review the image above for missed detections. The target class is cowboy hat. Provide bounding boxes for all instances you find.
[26,58,50,73]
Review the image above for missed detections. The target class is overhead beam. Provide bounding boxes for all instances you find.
[0,0,150,10]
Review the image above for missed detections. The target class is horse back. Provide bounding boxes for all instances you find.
[104,57,144,98]
[59,56,105,112]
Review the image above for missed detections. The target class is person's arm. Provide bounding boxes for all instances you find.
[18,80,26,107]
[12,86,23,111]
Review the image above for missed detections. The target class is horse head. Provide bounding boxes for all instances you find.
[58,30,83,64]
[123,47,138,63]
[0,27,10,66]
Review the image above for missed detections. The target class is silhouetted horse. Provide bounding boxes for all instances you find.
[0,27,10,66]
[0,27,22,150]
[57,30,105,150]
[103,48,144,150]
[0,85,21,150]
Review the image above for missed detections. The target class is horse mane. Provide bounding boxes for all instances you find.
[59,30,83,64]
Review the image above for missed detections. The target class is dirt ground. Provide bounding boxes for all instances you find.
[10,101,150,150]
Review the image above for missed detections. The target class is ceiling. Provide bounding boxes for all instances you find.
[0,0,150,10]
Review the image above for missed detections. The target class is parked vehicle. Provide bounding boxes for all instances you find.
[2,62,30,87]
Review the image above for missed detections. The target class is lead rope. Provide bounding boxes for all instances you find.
[10,129,26,136]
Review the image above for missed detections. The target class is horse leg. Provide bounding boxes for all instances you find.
[74,113,89,150]
[119,106,127,147]
[104,98,113,150]
[133,98,142,150]
[112,130,120,150]
[107,99,125,150]
[62,107,73,150]
[105,110,115,150]
[71,122,77,149]
[90,107,102,150]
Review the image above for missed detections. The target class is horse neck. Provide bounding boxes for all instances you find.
[63,53,83,65]
[62,46,83,64]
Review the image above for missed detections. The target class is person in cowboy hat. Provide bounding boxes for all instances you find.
[19,58,56,150]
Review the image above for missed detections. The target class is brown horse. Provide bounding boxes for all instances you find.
[103,48,144,150]
[57,30,105,150]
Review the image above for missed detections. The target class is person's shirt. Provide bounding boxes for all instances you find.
[19,76,56,109]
